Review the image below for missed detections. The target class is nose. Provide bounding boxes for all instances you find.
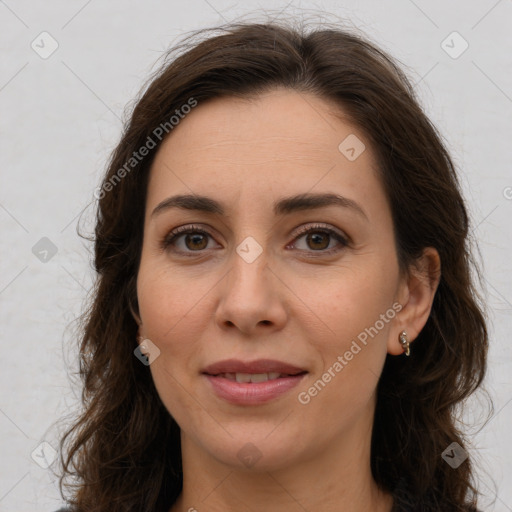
[214,244,288,336]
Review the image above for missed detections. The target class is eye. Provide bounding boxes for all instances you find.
[161,222,349,257]
[160,224,219,255]
[289,223,349,256]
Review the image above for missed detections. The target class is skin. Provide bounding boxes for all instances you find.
[134,88,441,512]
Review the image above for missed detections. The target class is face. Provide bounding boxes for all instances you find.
[136,88,406,471]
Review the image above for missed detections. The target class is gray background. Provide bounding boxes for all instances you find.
[1,0,511,510]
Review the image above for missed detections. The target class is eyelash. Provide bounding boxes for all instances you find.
[160,223,349,258]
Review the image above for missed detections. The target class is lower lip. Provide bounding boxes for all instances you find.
[204,374,306,405]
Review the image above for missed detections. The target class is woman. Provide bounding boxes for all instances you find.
[56,18,488,512]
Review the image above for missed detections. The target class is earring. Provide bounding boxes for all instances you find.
[399,331,410,356]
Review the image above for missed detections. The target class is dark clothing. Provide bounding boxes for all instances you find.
[54,502,482,511]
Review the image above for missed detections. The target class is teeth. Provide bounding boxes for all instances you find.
[236,373,253,383]
[221,372,283,383]
[247,373,268,383]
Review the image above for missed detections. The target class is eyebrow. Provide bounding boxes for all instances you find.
[151,192,368,220]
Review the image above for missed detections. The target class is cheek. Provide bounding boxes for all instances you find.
[136,266,211,396]
[294,260,398,409]
[137,264,211,341]
[295,284,394,439]
[299,261,398,349]
[136,267,207,423]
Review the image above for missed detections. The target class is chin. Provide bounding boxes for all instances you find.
[185,425,300,472]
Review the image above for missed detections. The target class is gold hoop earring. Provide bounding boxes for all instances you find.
[399,331,410,356]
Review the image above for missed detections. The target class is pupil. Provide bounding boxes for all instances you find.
[308,232,328,250]
[186,234,207,250]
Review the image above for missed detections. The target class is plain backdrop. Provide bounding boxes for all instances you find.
[1,1,511,510]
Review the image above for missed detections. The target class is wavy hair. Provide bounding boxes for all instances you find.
[57,17,490,512]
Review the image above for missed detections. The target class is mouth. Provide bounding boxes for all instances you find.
[202,359,308,405]
[208,371,307,383]
[202,358,307,376]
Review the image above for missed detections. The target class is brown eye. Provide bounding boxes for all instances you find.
[161,225,218,255]
[183,233,208,250]
[305,232,330,250]
[162,223,348,257]
[291,224,349,256]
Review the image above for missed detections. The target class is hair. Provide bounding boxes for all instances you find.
[57,16,490,512]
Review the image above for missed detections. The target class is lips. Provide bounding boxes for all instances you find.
[202,358,306,376]
[202,359,308,405]
[217,372,288,383]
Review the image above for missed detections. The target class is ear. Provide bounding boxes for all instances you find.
[387,247,441,355]
[128,298,145,346]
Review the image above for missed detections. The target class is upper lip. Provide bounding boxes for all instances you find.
[202,359,307,375]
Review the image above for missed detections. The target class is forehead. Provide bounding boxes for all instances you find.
[146,88,384,215]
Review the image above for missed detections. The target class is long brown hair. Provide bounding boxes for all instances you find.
[57,17,490,511]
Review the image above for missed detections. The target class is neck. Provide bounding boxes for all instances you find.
[169,406,394,512]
